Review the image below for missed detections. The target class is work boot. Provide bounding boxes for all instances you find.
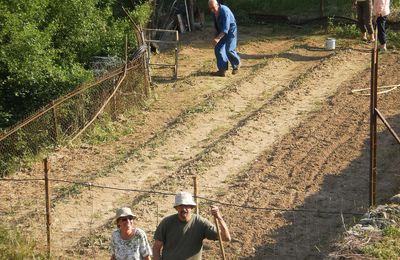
[210,69,226,77]
[232,63,240,75]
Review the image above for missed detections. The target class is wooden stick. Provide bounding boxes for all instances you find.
[193,176,198,214]
[214,217,226,260]
[184,0,191,32]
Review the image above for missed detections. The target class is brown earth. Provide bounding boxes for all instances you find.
[1,24,399,259]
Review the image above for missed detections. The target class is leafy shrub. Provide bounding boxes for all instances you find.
[0,0,151,129]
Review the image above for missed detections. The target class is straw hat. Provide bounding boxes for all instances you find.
[174,192,197,207]
[115,207,136,221]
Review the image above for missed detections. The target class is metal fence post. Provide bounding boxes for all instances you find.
[369,41,378,207]
[44,158,51,258]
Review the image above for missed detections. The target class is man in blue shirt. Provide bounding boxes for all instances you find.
[209,0,240,77]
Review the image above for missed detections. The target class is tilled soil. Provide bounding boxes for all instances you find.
[0,25,399,259]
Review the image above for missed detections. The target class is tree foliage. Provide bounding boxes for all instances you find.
[0,0,152,129]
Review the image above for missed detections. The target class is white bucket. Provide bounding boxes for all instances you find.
[325,38,336,50]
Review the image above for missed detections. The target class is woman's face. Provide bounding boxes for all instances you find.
[117,216,134,232]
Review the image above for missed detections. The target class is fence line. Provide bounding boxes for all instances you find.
[0,177,364,216]
[0,40,149,177]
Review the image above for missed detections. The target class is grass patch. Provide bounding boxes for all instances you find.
[362,226,400,259]
[0,225,46,259]
[388,30,400,49]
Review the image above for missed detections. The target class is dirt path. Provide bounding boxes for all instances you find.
[1,25,399,259]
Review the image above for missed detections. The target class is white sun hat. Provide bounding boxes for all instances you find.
[115,207,136,221]
[174,191,197,207]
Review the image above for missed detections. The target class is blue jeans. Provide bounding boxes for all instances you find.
[376,16,387,45]
[214,34,240,71]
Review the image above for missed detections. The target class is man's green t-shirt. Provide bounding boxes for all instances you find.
[154,214,218,260]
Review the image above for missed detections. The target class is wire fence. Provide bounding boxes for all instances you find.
[0,171,368,259]
[0,42,149,178]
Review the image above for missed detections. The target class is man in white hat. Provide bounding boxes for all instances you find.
[153,191,231,260]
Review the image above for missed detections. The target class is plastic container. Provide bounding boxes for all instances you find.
[325,38,336,50]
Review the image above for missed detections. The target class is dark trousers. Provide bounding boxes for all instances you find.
[376,16,387,45]
[356,1,373,34]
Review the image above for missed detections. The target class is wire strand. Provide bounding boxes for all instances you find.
[0,177,365,216]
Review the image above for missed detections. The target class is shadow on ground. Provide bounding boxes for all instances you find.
[246,114,400,259]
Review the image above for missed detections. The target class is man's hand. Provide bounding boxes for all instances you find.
[210,205,222,219]
[153,240,163,260]
[212,32,226,46]
[210,205,231,241]
[212,37,220,46]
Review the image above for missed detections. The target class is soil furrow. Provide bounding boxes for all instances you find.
[47,43,321,256]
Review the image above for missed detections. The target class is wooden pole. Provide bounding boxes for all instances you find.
[320,0,324,18]
[184,0,192,32]
[189,0,195,31]
[51,101,58,143]
[214,217,226,260]
[44,158,51,259]
[193,176,199,214]
[142,31,152,86]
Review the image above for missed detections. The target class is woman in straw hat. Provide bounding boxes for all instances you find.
[110,207,152,260]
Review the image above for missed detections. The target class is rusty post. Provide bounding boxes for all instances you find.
[44,158,51,258]
[156,203,159,227]
[193,176,199,214]
[369,44,378,207]
[320,0,324,18]
[373,44,379,203]
[51,101,58,143]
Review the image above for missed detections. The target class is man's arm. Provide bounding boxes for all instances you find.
[211,205,231,242]
[213,32,226,46]
[152,240,164,260]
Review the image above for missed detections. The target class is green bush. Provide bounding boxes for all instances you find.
[0,0,152,129]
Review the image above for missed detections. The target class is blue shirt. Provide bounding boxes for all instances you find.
[213,4,237,36]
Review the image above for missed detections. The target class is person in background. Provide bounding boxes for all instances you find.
[353,0,375,42]
[209,0,240,77]
[373,0,391,51]
[110,207,152,260]
[152,191,231,260]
